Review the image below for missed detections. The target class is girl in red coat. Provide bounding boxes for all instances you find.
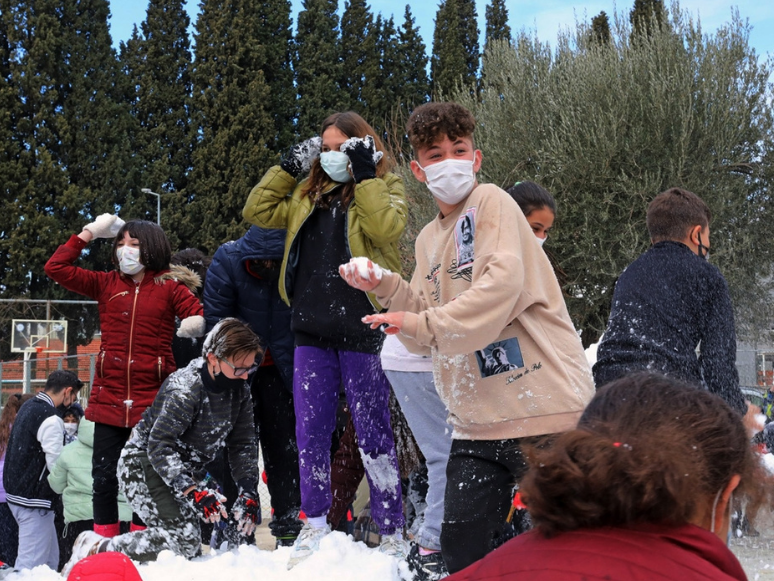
[447,372,762,581]
[45,215,204,539]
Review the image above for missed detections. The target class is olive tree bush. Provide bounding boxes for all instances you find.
[454,6,774,345]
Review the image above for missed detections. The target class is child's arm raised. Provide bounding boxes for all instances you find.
[44,219,123,299]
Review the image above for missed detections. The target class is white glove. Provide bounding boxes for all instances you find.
[83,214,126,239]
[177,315,205,338]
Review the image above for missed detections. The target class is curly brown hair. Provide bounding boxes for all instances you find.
[406,102,476,152]
[520,372,761,538]
[303,111,393,209]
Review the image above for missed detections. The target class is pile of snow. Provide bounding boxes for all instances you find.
[4,532,409,581]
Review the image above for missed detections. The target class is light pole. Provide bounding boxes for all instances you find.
[141,188,161,226]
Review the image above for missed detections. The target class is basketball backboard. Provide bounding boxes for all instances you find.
[11,319,68,353]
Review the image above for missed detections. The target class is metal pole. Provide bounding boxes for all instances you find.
[141,188,161,226]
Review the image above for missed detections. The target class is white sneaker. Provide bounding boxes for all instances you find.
[61,531,107,578]
[379,533,408,559]
[286,523,331,569]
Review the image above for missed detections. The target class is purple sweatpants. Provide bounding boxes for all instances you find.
[293,346,404,535]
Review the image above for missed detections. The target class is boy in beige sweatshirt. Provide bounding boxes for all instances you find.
[340,102,594,574]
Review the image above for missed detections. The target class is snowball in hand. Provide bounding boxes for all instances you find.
[341,256,385,281]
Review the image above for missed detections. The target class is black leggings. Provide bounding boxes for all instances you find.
[92,423,133,525]
[441,437,533,574]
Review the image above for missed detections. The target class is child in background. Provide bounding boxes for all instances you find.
[62,403,84,445]
[3,371,83,571]
[44,216,204,539]
[505,181,555,244]
[0,394,34,567]
[592,188,754,422]
[341,101,595,574]
[48,419,132,568]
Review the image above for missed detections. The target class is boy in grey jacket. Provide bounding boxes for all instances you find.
[63,319,263,574]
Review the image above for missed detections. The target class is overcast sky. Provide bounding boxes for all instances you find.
[107,0,773,58]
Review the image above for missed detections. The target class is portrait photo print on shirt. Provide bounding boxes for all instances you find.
[476,338,524,378]
[454,208,476,270]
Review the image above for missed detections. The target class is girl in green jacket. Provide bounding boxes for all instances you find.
[243,111,408,568]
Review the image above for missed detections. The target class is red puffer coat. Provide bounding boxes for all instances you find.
[446,523,747,581]
[45,235,203,428]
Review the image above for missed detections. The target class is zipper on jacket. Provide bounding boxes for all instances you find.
[157,356,163,382]
[125,281,140,427]
[99,351,105,379]
[108,291,129,302]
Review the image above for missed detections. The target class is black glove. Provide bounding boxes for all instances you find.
[232,490,261,536]
[185,487,227,523]
[341,135,382,183]
[280,136,322,178]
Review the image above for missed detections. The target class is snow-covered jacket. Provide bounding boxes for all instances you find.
[3,393,63,510]
[204,226,294,390]
[127,360,259,494]
[44,235,204,428]
[242,165,407,311]
[593,241,746,414]
[446,523,747,581]
[47,420,132,523]
[375,184,595,440]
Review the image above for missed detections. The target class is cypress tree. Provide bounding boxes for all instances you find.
[630,0,667,39]
[295,0,345,138]
[431,0,468,97]
[457,0,480,85]
[485,0,511,51]
[340,0,374,111]
[590,11,612,46]
[396,5,429,108]
[0,0,131,353]
[256,0,297,152]
[186,0,276,252]
[373,15,401,126]
[121,0,194,248]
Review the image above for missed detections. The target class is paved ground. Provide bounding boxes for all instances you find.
[731,508,774,579]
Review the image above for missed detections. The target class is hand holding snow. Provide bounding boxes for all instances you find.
[341,135,383,165]
[338,256,386,292]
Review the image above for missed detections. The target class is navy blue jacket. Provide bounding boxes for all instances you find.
[593,241,746,414]
[204,226,294,390]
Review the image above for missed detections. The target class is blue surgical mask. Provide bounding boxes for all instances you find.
[320,151,353,183]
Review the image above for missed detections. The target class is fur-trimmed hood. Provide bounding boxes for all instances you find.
[154,264,201,293]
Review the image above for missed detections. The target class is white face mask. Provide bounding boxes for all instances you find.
[117,246,144,275]
[536,236,547,247]
[320,151,353,183]
[63,423,78,437]
[417,158,477,205]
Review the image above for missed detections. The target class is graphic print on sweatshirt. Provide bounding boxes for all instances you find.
[454,208,476,271]
[475,338,524,378]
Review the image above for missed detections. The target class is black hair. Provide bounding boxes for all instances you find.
[505,181,556,217]
[45,370,83,394]
[111,220,173,272]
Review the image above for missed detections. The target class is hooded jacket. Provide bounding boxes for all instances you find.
[47,420,132,523]
[44,235,204,427]
[242,165,407,311]
[203,226,294,389]
[446,524,747,581]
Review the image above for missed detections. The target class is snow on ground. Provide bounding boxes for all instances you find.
[3,531,409,581]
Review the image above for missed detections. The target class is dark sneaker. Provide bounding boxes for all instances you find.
[406,543,449,580]
[275,535,298,548]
